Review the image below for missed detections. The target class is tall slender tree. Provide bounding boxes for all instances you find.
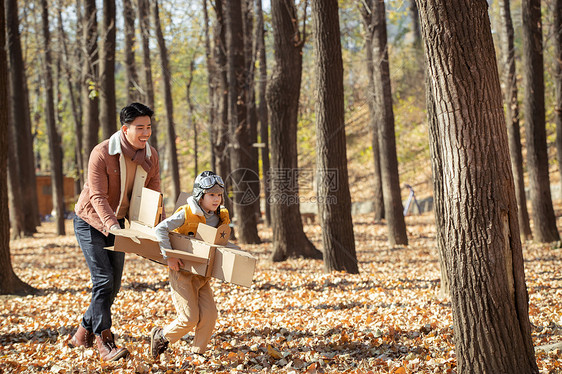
[267,0,322,261]
[416,0,538,372]
[256,0,271,226]
[0,0,36,295]
[522,0,560,242]
[372,0,408,246]
[81,0,100,172]
[6,0,40,234]
[498,0,533,241]
[40,0,65,235]
[99,0,116,140]
[312,0,358,273]
[225,0,261,244]
[554,0,562,201]
[137,0,158,152]
[124,0,141,103]
[359,1,384,222]
[203,0,217,170]
[154,0,180,201]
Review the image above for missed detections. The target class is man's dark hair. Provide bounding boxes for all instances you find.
[120,102,154,125]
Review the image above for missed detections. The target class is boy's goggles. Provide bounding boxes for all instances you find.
[196,175,225,189]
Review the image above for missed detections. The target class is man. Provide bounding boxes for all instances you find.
[69,103,161,361]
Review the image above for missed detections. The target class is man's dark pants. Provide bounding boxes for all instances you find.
[74,216,125,335]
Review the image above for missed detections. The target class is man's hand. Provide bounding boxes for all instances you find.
[167,257,184,272]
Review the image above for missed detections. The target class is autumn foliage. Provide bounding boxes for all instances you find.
[1,213,561,373]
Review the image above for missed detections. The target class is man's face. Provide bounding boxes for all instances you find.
[199,193,222,213]
[123,116,152,150]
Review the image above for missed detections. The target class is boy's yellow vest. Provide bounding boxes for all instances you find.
[173,204,230,236]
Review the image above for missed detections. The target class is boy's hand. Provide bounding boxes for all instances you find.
[167,257,184,271]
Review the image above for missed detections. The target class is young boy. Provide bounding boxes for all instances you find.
[150,171,230,360]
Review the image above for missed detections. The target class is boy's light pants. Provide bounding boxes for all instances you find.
[162,270,218,353]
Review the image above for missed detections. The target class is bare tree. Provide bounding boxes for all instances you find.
[203,0,217,170]
[0,0,36,295]
[225,0,261,244]
[124,0,141,103]
[40,0,65,235]
[6,0,39,235]
[555,0,562,202]
[416,0,538,372]
[267,0,322,261]
[371,0,408,246]
[154,0,180,201]
[522,0,560,242]
[99,0,117,140]
[498,0,533,241]
[311,0,358,273]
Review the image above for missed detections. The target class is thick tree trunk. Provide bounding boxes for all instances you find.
[555,0,562,202]
[312,0,358,274]
[256,0,271,226]
[0,1,36,295]
[267,0,321,261]
[7,111,25,239]
[359,1,384,222]
[225,0,261,244]
[416,1,538,372]
[6,0,39,234]
[99,0,116,140]
[498,0,533,241]
[41,0,65,235]
[124,0,141,103]
[154,0,180,201]
[372,0,408,246]
[81,0,100,173]
[137,0,158,152]
[522,0,560,242]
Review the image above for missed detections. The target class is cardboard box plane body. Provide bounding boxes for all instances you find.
[106,183,256,287]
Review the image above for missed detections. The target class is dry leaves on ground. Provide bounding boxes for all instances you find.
[1,213,561,373]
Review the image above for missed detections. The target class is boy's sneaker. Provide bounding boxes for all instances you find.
[150,327,169,359]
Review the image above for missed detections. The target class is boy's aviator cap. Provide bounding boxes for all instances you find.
[193,171,224,204]
[204,183,224,194]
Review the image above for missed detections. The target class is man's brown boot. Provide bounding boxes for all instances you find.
[95,329,130,361]
[68,325,94,348]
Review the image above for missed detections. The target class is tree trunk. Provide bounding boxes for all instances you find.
[81,0,100,173]
[416,1,539,372]
[186,60,198,176]
[372,0,408,246]
[203,0,217,171]
[154,0,180,201]
[7,110,25,239]
[555,0,562,203]
[124,0,141,103]
[41,0,65,235]
[267,0,321,261]
[359,1,384,222]
[137,0,158,152]
[58,9,84,188]
[99,0,116,140]
[256,0,271,226]
[0,0,36,295]
[6,0,39,234]
[225,0,261,244]
[498,0,533,241]
[312,0,358,274]
[409,0,421,49]
[522,0,560,242]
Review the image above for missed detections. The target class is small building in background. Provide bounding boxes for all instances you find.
[36,175,77,218]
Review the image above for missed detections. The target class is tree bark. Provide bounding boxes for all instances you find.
[312,0,358,273]
[372,0,408,246]
[0,0,36,295]
[409,0,421,49]
[498,0,533,241]
[267,0,321,261]
[359,1,384,222]
[256,0,271,226]
[137,0,158,152]
[154,0,181,201]
[5,0,39,234]
[41,0,65,235]
[416,1,539,372]
[225,0,261,244]
[81,0,100,174]
[522,0,560,242]
[555,0,562,204]
[99,0,116,140]
[186,60,198,176]
[203,0,217,171]
[124,0,141,103]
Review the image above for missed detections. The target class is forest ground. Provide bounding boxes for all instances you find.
[1,211,561,373]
